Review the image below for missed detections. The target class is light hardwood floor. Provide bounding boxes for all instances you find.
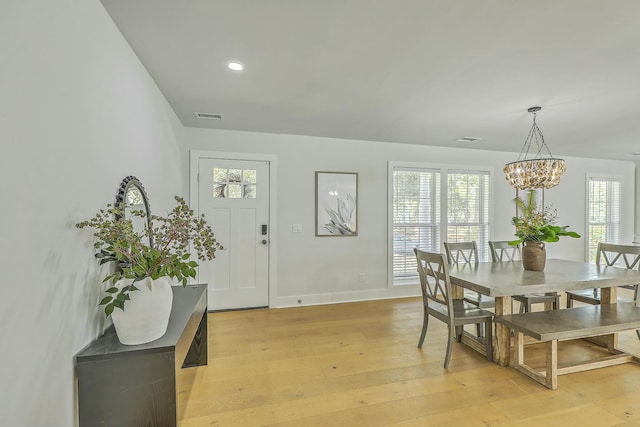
[177,296,640,426]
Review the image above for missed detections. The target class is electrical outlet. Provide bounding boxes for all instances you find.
[292,223,303,233]
[359,273,365,282]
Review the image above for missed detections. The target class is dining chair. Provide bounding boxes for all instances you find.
[414,248,493,368]
[443,241,494,309]
[566,243,640,305]
[489,240,560,313]
[566,244,640,340]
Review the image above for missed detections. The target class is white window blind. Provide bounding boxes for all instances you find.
[587,176,622,262]
[392,167,441,278]
[447,170,490,261]
[390,165,492,283]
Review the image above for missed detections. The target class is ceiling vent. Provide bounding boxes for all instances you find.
[456,136,482,143]
[194,112,223,120]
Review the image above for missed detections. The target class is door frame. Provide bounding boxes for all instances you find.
[189,150,278,308]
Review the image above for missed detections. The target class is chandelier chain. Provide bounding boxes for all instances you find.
[518,112,554,161]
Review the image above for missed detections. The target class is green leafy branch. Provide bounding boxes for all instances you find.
[76,196,222,316]
[508,190,581,246]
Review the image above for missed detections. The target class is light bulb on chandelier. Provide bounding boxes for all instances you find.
[503,106,566,190]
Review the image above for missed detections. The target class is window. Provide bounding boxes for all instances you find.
[587,176,622,262]
[213,167,257,199]
[392,167,441,278]
[390,163,491,284]
[447,171,490,261]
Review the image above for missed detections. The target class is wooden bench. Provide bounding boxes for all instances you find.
[495,302,640,389]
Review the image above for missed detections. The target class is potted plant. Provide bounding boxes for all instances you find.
[509,190,580,271]
[76,196,222,344]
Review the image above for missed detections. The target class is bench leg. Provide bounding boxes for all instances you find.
[513,332,558,390]
[514,330,524,366]
[601,288,619,349]
[545,340,558,390]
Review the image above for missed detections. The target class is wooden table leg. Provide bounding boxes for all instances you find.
[600,287,617,304]
[452,284,464,300]
[494,296,511,366]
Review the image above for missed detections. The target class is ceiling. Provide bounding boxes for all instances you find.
[100,0,640,161]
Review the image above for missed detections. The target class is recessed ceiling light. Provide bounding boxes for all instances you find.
[227,61,243,71]
[456,137,482,143]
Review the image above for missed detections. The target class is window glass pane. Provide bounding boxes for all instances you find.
[588,225,607,263]
[392,168,441,280]
[228,183,242,198]
[212,167,259,200]
[587,177,622,262]
[213,184,227,198]
[390,166,491,283]
[243,169,257,184]
[213,168,227,182]
[447,171,490,261]
[229,169,242,182]
[244,184,256,198]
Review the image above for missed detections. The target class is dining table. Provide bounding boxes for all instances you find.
[448,258,640,366]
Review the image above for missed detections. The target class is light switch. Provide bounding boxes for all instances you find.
[292,223,303,233]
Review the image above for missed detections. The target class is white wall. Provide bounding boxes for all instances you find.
[1,2,636,424]
[635,161,640,242]
[0,1,186,426]
[186,128,636,307]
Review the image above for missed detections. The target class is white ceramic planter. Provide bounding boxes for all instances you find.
[111,276,173,345]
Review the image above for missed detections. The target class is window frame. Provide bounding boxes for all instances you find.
[585,174,623,263]
[388,161,493,286]
[446,169,491,262]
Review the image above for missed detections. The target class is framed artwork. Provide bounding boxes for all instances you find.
[315,171,358,236]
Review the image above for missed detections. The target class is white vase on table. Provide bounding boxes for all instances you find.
[111,276,173,345]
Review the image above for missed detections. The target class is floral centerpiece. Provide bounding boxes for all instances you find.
[509,190,580,270]
[76,196,222,344]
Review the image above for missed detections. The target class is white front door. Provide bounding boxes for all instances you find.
[197,158,270,310]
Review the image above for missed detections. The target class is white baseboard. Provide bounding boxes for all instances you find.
[270,285,420,308]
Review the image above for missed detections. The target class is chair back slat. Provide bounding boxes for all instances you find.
[414,249,453,316]
[597,243,640,270]
[443,241,478,265]
[489,240,521,262]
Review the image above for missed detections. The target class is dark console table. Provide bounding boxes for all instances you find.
[76,284,208,427]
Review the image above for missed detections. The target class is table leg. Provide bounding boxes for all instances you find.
[452,284,464,300]
[600,287,617,304]
[494,296,511,366]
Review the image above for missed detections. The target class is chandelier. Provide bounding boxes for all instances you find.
[503,106,566,190]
